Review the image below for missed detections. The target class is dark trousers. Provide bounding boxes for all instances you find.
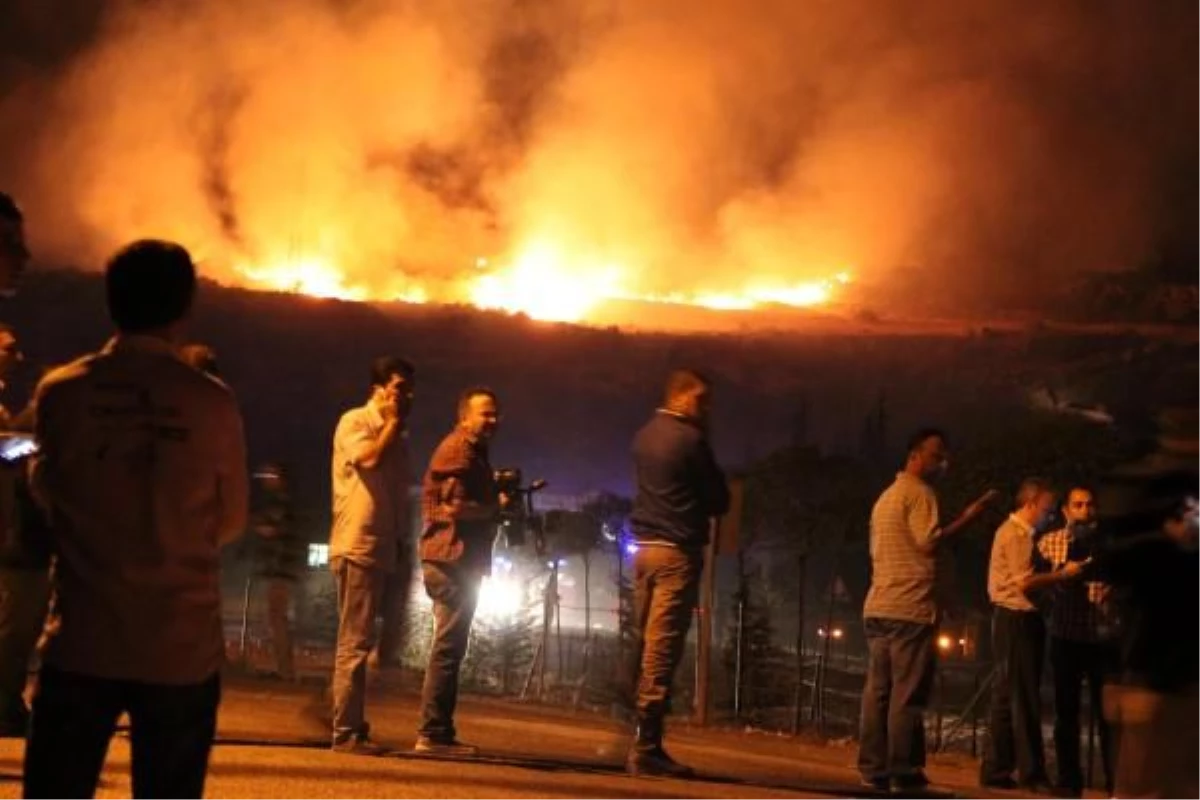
[418,561,480,741]
[982,607,1048,785]
[331,558,386,743]
[1051,637,1114,793]
[23,666,220,799]
[0,566,50,719]
[857,617,937,781]
[629,545,701,747]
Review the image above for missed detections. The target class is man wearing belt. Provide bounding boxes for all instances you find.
[328,356,414,753]
[626,369,729,777]
[981,478,1085,792]
[415,387,504,755]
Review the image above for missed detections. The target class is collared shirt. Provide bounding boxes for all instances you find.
[30,335,248,684]
[863,472,942,624]
[330,403,411,572]
[988,514,1038,612]
[420,426,497,574]
[1037,527,1113,642]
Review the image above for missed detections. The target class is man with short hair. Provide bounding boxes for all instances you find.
[981,479,1086,792]
[858,429,997,793]
[415,387,503,755]
[626,368,729,777]
[1036,486,1115,797]
[25,239,249,798]
[328,356,414,753]
[0,192,29,297]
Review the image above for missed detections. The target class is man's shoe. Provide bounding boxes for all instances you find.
[331,735,387,756]
[980,776,1019,790]
[1020,780,1056,796]
[859,776,889,793]
[890,771,931,793]
[413,736,479,757]
[626,746,695,778]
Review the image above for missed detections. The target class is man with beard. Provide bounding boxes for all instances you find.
[328,356,415,753]
[1036,486,1116,797]
[981,479,1088,792]
[414,387,504,755]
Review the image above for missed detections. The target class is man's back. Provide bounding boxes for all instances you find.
[630,411,728,549]
[32,336,247,684]
[863,473,940,624]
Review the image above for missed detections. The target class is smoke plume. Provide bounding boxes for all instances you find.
[0,0,1194,314]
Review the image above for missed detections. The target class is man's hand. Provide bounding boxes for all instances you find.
[380,392,401,422]
[1060,558,1090,579]
[962,489,1000,521]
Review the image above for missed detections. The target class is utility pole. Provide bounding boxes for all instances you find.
[694,518,718,726]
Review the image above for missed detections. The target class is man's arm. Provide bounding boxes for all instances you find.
[427,437,498,524]
[339,406,401,472]
[215,393,249,546]
[1019,558,1087,593]
[915,489,999,552]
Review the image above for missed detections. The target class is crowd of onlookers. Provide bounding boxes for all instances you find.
[0,189,1196,800]
[859,426,1198,797]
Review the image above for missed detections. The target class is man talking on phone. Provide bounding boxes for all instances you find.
[328,356,414,753]
[858,428,998,793]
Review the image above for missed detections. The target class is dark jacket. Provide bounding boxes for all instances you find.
[630,410,729,550]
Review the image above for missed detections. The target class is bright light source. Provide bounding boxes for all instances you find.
[624,542,639,556]
[476,575,522,622]
[817,627,827,638]
[831,628,844,640]
[937,634,953,651]
[958,638,967,646]
[307,543,329,568]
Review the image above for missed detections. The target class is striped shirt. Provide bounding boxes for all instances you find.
[863,472,941,624]
[988,515,1037,612]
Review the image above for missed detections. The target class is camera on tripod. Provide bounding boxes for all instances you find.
[494,467,548,553]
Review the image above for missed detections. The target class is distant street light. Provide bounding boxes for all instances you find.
[937,634,953,651]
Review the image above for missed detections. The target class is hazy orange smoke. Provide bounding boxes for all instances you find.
[0,0,1192,324]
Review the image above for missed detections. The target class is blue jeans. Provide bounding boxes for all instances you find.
[857,617,937,781]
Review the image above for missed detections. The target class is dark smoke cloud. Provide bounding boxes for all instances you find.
[0,0,1194,314]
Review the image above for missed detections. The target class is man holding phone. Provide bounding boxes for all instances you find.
[328,356,415,753]
[858,428,998,793]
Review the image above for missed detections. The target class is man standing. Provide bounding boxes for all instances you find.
[252,463,303,682]
[1036,486,1115,797]
[415,387,503,755]
[626,369,729,777]
[328,356,414,753]
[858,428,997,793]
[25,240,248,798]
[981,478,1085,792]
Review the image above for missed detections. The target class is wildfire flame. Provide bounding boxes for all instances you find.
[233,240,850,324]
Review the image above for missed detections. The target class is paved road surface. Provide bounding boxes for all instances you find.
[0,675,1012,798]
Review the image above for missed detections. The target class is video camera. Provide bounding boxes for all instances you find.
[494,467,548,553]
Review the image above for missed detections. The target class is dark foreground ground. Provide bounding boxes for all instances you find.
[0,674,1114,798]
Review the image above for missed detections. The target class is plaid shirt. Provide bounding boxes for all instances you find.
[863,472,942,624]
[1036,527,1113,642]
[420,426,498,574]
